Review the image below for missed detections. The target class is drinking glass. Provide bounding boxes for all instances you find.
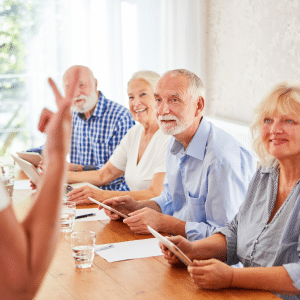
[71,231,96,268]
[61,201,76,233]
[0,163,15,201]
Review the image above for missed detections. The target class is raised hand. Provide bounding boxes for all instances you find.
[41,72,78,160]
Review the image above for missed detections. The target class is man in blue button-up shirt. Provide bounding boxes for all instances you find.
[102,69,256,241]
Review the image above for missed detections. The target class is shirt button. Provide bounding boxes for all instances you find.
[265,224,269,228]
[250,255,253,259]
[255,240,258,244]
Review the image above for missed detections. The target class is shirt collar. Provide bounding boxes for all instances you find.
[170,117,210,160]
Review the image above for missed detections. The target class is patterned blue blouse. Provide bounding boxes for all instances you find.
[215,165,300,300]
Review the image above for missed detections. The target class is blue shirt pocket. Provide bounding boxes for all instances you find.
[186,192,206,222]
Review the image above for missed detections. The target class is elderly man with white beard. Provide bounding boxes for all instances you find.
[30,65,135,191]
[101,69,257,241]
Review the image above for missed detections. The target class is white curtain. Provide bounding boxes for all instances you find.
[26,0,206,146]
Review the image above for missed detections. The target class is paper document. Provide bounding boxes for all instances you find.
[14,180,32,190]
[70,182,100,189]
[75,208,110,222]
[95,238,163,262]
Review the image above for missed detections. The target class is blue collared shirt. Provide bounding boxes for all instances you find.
[215,165,300,300]
[152,117,257,241]
[70,92,135,191]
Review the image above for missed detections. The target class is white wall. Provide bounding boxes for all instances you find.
[205,0,300,125]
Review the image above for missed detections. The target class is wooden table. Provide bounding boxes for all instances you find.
[12,184,279,300]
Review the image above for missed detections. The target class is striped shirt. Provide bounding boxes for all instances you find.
[215,165,300,300]
[70,92,135,191]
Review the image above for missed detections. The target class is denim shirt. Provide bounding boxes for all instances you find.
[153,117,257,241]
[216,166,300,300]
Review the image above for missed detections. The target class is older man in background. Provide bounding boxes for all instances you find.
[29,65,135,191]
[102,69,257,241]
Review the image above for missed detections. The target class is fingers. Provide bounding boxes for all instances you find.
[65,69,80,105]
[167,235,185,245]
[67,186,84,198]
[67,198,88,205]
[48,78,63,106]
[103,197,125,207]
[103,208,120,220]
[38,109,54,133]
[30,181,37,190]
[128,207,148,216]
[123,213,142,224]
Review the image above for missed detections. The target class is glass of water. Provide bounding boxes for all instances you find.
[61,201,76,233]
[71,231,96,268]
[0,163,15,201]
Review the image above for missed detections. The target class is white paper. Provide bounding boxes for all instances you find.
[75,208,110,222]
[70,182,100,189]
[14,180,32,190]
[95,238,163,262]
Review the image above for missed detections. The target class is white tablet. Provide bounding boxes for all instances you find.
[88,197,128,219]
[16,152,42,167]
[147,225,192,266]
[11,153,40,185]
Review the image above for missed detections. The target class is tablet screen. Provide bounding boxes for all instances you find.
[11,153,40,185]
[88,197,128,219]
[147,225,192,266]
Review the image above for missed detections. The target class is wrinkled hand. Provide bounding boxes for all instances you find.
[124,208,163,234]
[67,185,99,205]
[101,196,140,221]
[188,259,233,290]
[160,235,194,266]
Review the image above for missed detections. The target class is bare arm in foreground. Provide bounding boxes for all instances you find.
[0,72,78,299]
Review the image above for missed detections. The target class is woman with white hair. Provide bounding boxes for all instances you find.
[67,71,171,204]
[160,82,300,300]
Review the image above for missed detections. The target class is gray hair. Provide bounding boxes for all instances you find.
[128,70,160,90]
[251,81,300,167]
[163,69,205,100]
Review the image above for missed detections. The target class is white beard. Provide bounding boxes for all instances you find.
[157,114,192,136]
[72,89,98,113]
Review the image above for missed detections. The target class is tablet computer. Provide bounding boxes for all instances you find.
[88,197,128,219]
[147,225,192,266]
[16,152,42,167]
[11,153,40,185]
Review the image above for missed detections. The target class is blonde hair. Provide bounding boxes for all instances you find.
[128,71,160,90]
[251,81,300,166]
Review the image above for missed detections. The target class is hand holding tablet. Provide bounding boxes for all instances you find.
[147,225,192,266]
[16,152,42,167]
[11,153,41,185]
[88,197,128,219]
